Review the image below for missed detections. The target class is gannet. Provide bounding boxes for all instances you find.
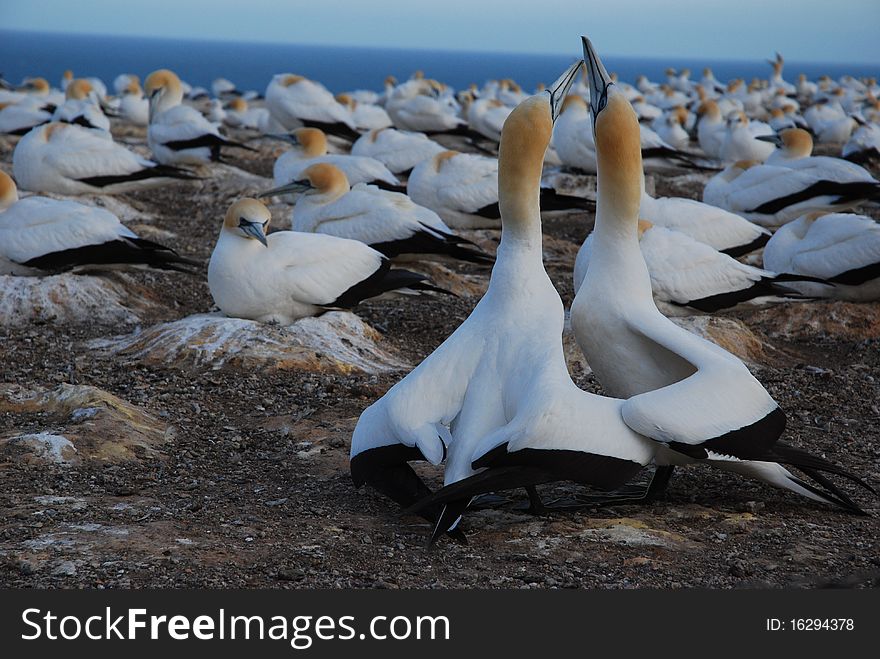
[270,127,401,192]
[207,198,446,324]
[13,122,197,195]
[460,93,511,142]
[720,112,775,163]
[0,171,197,275]
[569,37,870,512]
[654,109,690,150]
[767,52,796,96]
[222,97,279,132]
[265,74,359,141]
[703,156,880,227]
[574,220,822,315]
[145,69,254,165]
[350,128,446,175]
[117,77,149,126]
[0,97,53,135]
[763,211,880,302]
[385,77,469,135]
[761,127,813,164]
[263,163,492,264]
[212,77,240,98]
[51,79,110,134]
[335,93,393,131]
[843,119,880,163]
[351,61,657,541]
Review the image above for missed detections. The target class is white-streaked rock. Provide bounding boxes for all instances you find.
[0,273,161,326]
[89,311,410,373]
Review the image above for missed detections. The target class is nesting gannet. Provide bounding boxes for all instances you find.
[222,97,278,132]
[0,97,53,135]
[574,220,821,314]
[639,177,770,256]
[460,93,511,142]
[207,199,446,323]
[19,77,65,107]
[212,77,240,98]
[720,112,775,163]
[761,127,813,164]
[13,122,197,195]
[763,212,880,302]
[350,128,446,175]
[51,79,111,134]
[385,78,469,135]
[843,119,880,163]
[654,108,690,150]
[145,69,254,165]
[351,62,657,540]
[569,37,870,512]
[270,127,401,192]
[335,93,393,131]
[265,74,359,141]
[265,163,492,264]
[117,78,149,126]
[0,171,197,275]
[703,156,880,227]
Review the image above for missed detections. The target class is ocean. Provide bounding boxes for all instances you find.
[1,30,876,96]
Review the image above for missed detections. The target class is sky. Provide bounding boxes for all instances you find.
[4,0,880,63]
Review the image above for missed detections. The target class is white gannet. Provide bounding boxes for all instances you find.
[639,176,770,256]
[552,95,598,172]
[265,74,359,141]
[113,74,139,96]
[461,93,511,142]
[207,198,446,323]
[704,156,880,227]
[334,93,393,131]
[51,79,111,134]
[768,52,796,95]
[408,149,592,230]
[270,127,401,192]
[763,211,880,302]
[574,220,821,315]
[264,163,493,264]
[350,127,446,175]
[654,108,690,150]
[569,37,869,512]
[720,111,775,163]
[212,77,240,98]
[145,69,254,165]
[385,77,469,135]
[351,62,657,541]
[20,77,65,107]
[761,127,813,165]
[843,119,880,164]
[117,77,149,126]
[13,122,197,195]
[0,171,197,275]
[222,97,279,132]
[0,96,53,135]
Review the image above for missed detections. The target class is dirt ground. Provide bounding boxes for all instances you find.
[0,123,878,590]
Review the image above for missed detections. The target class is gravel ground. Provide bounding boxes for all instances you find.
[0,124,878,590]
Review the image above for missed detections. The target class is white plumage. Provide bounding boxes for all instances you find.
[350,128,445,174]
[265,74,356,134]
[0,97,52,135]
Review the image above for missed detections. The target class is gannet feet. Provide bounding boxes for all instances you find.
[538,466,676,510]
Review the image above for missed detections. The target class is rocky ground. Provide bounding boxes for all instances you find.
[0,124,878,590]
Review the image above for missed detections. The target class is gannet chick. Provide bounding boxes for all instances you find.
[145,69,255,165]
[265,163,492,264]
[265,74,359,141]
[269,127,401,192]
[207,198,448,324]
[353,61,658,541]
[570,37,870,513]
[51,79,110,134]
[0,171,198,275]
[574,220,824,314]
[351,127,446,175]
[703,156,880,227]
[13,122,197,195]
[763,211,880,301]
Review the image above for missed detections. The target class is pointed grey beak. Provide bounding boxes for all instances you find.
[258,179,313,198]
[548,60,583,122]
[582,36,613,122]
[239,220,268,247]
[265,133,299,145]
[756,133,784,147]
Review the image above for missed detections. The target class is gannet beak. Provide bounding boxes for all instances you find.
[548,59,583,122]
[582,36,613,122]
[265,133,299,145]
[239,220,269,247]
[258,179,313,197]
[756,133,784,147]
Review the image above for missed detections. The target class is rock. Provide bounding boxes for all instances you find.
[671,315,774,364]
[747,301,880,341]
[573,518,691,548]
[89,311,410,374]
[407,261,489,297]
[0,383,170,464]
[0,273,163,327]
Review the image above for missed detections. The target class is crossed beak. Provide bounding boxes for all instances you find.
[548,60,583,122]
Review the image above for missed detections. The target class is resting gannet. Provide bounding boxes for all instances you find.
[352,61,658,542]
[351,128,446,175]
[569,37,870,512]
[0,97,53,136]
[266,74,359,141]
[335,93,393,131]
[51,79,110,134]
[0,171,197,275]
[761,127,813,164]
[145,69,254,165]
[269,127,401,192]
[13,122,197,195]
[843,119,880,164]
[263,163,493,264]
[207,198,448,324]
[763,212,880,302]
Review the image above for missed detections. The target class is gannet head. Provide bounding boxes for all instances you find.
[224,198,271,247]
[582,36,643,219]
[228,97,248,112]
[384,75,397,88]
[0,170,19,211]
[335,92,355,110]
[65,79,94,101]
[21,77,50,95]
[124,77,142,97]
[757,127,812,158]
[281,74,305,87]
[145,69,184,119]
[433,150,459,172]
[259,162,349,199]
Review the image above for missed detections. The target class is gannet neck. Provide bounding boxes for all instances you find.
[145,69,184,118]
[497,94,551,250]
[0,171,18,210]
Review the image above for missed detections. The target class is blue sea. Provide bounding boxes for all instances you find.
[1,30,876,96]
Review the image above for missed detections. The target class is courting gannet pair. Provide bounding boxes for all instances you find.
[207,199,449,324]
[0,171,197,275]
[355,42,871,542]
